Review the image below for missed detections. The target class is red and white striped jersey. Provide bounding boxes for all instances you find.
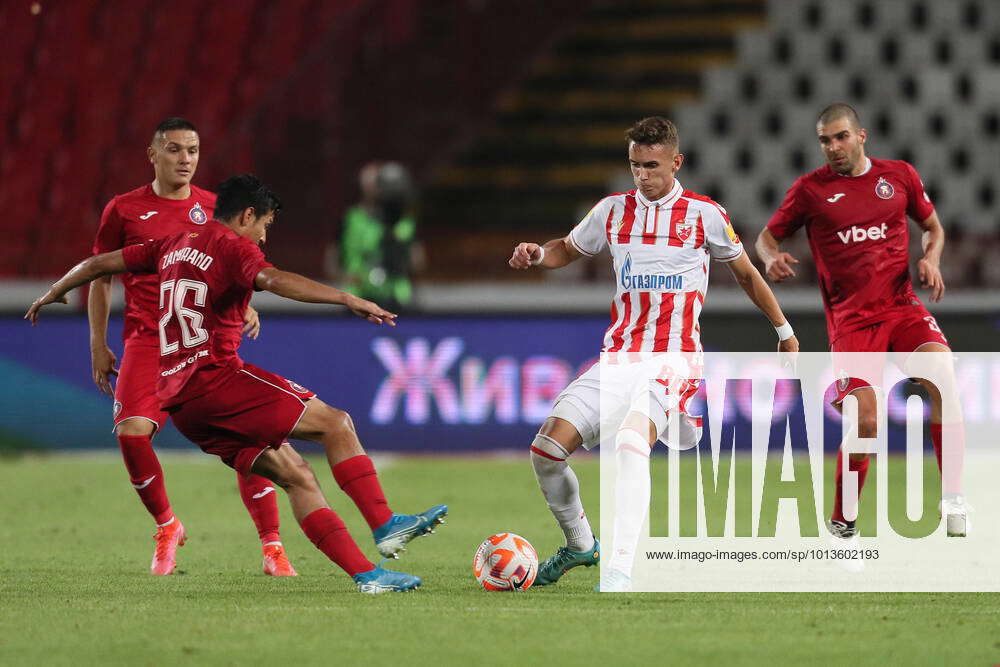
[569,180,743,353]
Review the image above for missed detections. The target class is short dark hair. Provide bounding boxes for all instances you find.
[214,174,282,222]
[817,103,862,130]
[152,117,197,144]
[625,116,679,148]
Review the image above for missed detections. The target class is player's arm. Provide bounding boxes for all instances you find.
[254,267,396,325]
[508,236,582,270]
[726,250,799,352]
[26,251,128,325]
[754,228,799,282]
[914,211,945,302]
[87,276,118,395]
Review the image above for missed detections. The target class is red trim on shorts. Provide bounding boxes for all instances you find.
[617,194,637,244]
[627,292,652,352]
[668,199,691,247]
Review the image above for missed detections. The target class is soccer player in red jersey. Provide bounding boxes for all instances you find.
[756,103,967,546]
[29,174,447,593]
[90,118,295,575]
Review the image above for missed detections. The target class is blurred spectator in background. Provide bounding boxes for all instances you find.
[337,162,419,310]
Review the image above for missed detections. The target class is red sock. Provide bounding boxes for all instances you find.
[931,423,964,495]
[238,473,282,545]
[118,434,174,525]
[832,450,870,523]
[300,508,373,576]
[332,455,393,530]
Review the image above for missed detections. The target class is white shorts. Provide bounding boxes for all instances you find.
[549,357,703,451]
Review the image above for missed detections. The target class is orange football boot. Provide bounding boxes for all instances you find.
[262,544,298,576]
[150,519,186,575]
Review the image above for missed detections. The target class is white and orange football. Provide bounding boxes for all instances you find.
[472,532,538,591]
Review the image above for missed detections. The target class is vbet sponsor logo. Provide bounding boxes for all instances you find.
[837,222,888,244]
[620,252,683,291]
[597,351,999,592]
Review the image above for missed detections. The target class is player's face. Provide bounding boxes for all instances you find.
[817,118,867,175]
[247,210,275,246]
[148,130,200,189]
[629,142,683,200]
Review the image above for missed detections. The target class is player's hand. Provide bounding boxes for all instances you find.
[23,291,68,325]
[90,344,119,396]
[778,336,799,372]
[242,305,261,340]
[347,296,397,326]
[509,242,542,269]
[917,257,945,302]
[764,252,798,282]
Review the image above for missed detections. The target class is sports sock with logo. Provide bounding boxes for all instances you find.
[530,434,595,552]
[331,455,393,530]
[831,449,870,524]
[238,472,282,546]
[118,434,174,526]
[300,508,373,576]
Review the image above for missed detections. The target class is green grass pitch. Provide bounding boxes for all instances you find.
[1,453,998,665]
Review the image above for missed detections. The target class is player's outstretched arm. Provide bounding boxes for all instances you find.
[87,275,118,395]
[26,251,128,325]
[914,211,945,302]
[508,236,582,270]
[254,267,396,326]
[726,251,799,353]
[754,228,798,282]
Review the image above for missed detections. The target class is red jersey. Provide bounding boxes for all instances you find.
[122,222,272,408]
[766,158,935,341]
[93,184,216,344]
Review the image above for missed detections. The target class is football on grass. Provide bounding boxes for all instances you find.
[473,532,538,591]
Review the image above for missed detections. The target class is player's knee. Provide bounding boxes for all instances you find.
[322,406,356,439]
[530,434,570,475]
[857,414,878,439]
[279,458,319,491]
[115,418,156,437]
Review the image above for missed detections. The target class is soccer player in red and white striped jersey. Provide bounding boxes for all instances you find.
[508,116,797,590]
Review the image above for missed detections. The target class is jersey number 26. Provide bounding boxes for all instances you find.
[158,279,209,355]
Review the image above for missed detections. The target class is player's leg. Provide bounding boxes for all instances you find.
[289,397,446,558]
[908,341,968,536]
[250,444,419,592]
[236,468,297,576]
[115,416,187,575]
[531,408,601,586]
[829,387,878,536]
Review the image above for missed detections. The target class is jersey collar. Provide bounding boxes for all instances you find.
[837,157,872,177]
[635,179,683,207]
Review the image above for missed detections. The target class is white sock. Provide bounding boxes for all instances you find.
[608,428,651,578]
[530,434,595,552]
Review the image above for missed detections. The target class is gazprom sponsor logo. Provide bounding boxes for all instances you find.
[620,252,683,291]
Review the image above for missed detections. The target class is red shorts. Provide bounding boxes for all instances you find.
[113,341,169,432]
[168,363,316,475]
[829,306,949,405]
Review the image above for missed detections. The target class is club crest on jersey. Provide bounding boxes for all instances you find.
[286,378,309,393]
[675,224,693,242]
[189,202,208,224]
[875,177,895,200]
